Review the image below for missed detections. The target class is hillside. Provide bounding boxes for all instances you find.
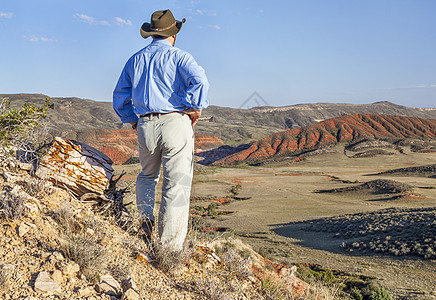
[68,129,224,165]
[2,94,123,131]
[3,93,436,141]
[212,114,436,165]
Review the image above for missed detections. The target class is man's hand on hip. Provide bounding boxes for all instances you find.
[182,108,202,126]
[130,122,138,130]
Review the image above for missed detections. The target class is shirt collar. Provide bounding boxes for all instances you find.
[150,38,172,47]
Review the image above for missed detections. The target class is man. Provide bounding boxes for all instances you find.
[113,9,209,251]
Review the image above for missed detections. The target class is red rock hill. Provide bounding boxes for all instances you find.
[73,129,224,165]
[212,114,436,165]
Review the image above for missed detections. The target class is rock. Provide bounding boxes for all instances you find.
[136,252,152,263]
[95,274,121,296]
[34,271,61,294]
[67,276,76,284]
[52,251,64,261]
[0,263,15,271]
[17,223,31,237]
[18,162,32,171]
[51,269,63,283]
[121,277,137,292]
[56,261,80,277]
[86,228,95,235]
[77,286,93,297]
[35,137,114,196]
[192,242,221,266]
[48,253,63,264]
[122,288,141,300]
[278,265,297,277]
[23,200,39,218]
[9,185,40,218]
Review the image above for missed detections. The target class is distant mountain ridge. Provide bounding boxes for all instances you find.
[212,114,436,165]
[2,93,436,141]
[2,93,122,131]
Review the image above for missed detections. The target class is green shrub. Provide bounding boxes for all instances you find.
[351,287,363,300]
[260,277,282,299]
[370,287,392,300]
[0,97,53,169]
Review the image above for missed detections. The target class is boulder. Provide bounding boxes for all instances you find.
[56,261,80,277]
[17,223,31,237]
[122,289,141,300]
[95,274,121,296]
[34,271,61,294]
[36,137,114,196]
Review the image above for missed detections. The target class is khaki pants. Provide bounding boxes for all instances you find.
[136,112,194,251]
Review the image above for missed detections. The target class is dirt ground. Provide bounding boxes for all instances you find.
[115,145,436,299]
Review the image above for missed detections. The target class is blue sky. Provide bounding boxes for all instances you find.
[1,0,435,108]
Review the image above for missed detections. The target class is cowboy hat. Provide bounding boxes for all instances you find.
[140,9,186,39]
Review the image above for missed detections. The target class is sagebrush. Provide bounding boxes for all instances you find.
[0,97,53,169]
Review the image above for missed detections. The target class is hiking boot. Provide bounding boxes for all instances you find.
[141,219,155,241]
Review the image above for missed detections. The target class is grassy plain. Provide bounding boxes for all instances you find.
[115,145,436,299]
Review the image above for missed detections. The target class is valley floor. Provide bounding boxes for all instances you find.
[189,147,436,299]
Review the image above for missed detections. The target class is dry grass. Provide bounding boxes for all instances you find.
[18,177,52,199]
[259,277,285,299]
[0,192,24,220]
[192,276,237,300]
[63,233,108,283]
[0,268,10,294]
[53,205,108,283]
[146,235,192,276]
[305,281,342,300]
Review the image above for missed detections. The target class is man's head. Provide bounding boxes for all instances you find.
[140,9,185,40]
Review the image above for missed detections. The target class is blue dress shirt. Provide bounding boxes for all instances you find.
[113,39,209,123]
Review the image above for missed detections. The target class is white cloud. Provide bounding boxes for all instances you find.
[207,24,221,30]
[75,13,95,24]
[394,84,436,90]
[0,12,14,19]
[195,9,205,15]
[114,17,132,26]
[75,13,132,26]
[74,13,110,26]
[25,35,58,43]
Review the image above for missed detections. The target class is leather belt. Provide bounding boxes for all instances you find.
[140,111,179,118]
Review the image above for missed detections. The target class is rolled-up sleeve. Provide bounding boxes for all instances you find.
[178,54,209,110]
[113,62,139,123]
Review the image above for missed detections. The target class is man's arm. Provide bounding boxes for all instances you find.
[178,53,209,125]
[113,63,139,127]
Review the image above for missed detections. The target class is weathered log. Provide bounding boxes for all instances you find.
[36,137,114,195]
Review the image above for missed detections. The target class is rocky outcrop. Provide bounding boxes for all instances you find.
[212,114,436,165]
[375,164,436,177]
[36,137,114,195]
[194,135,224,152]
[74,129,225,165]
